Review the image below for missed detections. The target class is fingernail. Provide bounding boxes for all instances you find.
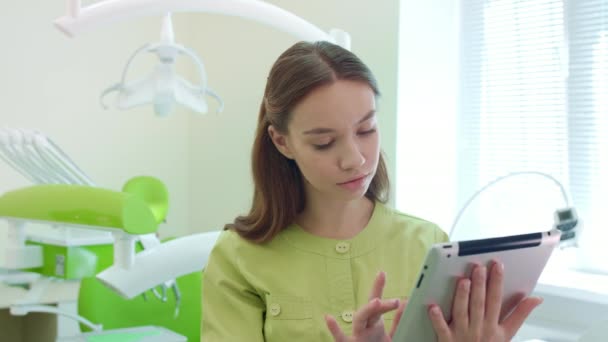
[431,306,440,316]
[478,266,487,279]
[496,262,504,275]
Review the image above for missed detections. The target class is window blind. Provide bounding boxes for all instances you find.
[566,0,608,270]
[458,0,607,270]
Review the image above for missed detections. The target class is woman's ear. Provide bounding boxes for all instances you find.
[268,125,294,159]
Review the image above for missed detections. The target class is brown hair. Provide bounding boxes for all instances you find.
[226,41,390,243]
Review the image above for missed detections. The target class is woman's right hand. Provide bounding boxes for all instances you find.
[325,271,406,342]
[428,262,543,342]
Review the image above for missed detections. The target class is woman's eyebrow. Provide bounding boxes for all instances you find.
[357,110,376,124]
[302,110,376,135]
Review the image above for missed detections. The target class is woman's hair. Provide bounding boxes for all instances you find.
[226,41,390,243]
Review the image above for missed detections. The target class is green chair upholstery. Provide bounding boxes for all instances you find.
[77,240,203,342]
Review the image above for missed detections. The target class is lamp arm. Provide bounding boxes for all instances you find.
[54,0,347,48]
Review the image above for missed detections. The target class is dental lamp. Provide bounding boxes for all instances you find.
[99,13,224,117]
[0,184,221,299]
[56,0,351,117]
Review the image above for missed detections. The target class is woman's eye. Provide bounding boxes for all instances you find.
[358,128,377,136]
[313,142,333,150]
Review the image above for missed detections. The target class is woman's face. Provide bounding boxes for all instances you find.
[269,80,380,202]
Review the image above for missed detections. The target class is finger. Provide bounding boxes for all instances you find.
[353,298,380,335]
[325,314,348,342]
[469,265,487,332]
[366,299,401,328]
[368,271,386,300]
[353,298,399,335]
[353,298,399,327]
[451,278,470,330]
[428,305,451,342]
[485,261,504,325]
[389,299,408,337]
[501,296,543,338]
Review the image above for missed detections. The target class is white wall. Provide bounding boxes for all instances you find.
[396,0,459,230]
[0,1,401,237]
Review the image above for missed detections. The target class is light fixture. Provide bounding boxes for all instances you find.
[57,1,350,116]
[99,13,224,116]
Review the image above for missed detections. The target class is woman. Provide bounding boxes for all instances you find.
[201,41,541,341]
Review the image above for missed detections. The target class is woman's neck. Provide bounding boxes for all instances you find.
[296,197,375,239]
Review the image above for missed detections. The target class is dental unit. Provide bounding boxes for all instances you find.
[0,177,221,336]
[1,0,351,339]
[0,128,219,340]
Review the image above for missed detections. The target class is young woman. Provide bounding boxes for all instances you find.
[201,41,541,341]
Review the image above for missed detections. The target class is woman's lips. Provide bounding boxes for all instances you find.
[338,175,368,190]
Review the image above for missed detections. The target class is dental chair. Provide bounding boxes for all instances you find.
[0,177,221,341]
[0,129,222,340]
[72,177,221,341]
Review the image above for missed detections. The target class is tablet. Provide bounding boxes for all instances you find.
[392,229,561,342]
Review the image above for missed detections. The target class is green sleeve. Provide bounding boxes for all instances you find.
[201,231,265,341]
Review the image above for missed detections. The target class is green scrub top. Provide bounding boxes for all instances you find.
[201,202,448,341]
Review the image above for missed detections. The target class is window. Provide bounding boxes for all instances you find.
[397,0,607,274]
[458,0,608,273]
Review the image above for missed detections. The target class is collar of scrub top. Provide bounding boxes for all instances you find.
[99,13,224,117]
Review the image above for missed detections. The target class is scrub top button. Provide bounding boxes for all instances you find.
[269,303,281,316]
[341,310,354,323]
[335,242,350,254]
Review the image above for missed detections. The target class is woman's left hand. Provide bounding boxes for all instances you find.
[325,271,407,342]
[428,262,543,342]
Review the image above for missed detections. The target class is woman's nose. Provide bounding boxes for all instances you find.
[338,140,365,170]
